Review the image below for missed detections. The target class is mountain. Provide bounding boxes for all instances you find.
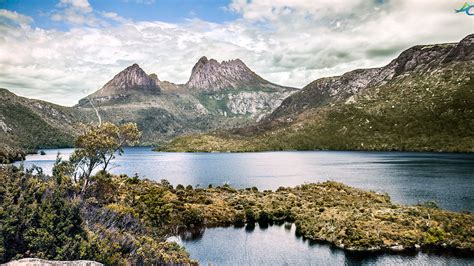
[0,57,297,158]
[269,34,474,121]
[161,34,474,152]
[186,56,292,92]
[78,63,161,105]
[185,57,296,120]
[75,59,296,144]
[0,89,94,163]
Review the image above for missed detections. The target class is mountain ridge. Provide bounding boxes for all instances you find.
[78,63,161,106]
[161,34,474,152]
[185,56,293,92]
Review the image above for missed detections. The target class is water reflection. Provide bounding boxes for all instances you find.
[168,223,474,265]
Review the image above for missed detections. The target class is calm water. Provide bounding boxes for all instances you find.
[168,224,473,266]
[17,148,474,265]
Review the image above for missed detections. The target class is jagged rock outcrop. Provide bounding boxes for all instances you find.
[186,56,293,92]
[226,91,292,121]
[183,56,297,118]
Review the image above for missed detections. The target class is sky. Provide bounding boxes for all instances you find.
[0,0,473,106]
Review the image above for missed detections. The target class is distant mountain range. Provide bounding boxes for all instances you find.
[0,57,296,162]
[161,34,474,153]
[2,34,473,162]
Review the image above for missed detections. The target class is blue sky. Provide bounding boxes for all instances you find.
[1,0,238,29]
[0,0,472,106]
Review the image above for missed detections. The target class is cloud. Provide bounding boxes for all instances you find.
[50,0,128,27]
[0,0,473,106]
[0,9,33,27]
[121,0,156,4]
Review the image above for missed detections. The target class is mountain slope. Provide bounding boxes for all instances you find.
[0,89,94,162]
[161,34,474,152]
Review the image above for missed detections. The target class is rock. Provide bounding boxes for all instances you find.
[3,258,103,266]
[389,245,405,251]
[185,56,296,93]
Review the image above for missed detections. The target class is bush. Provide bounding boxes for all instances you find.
[182,208,204,227]
[234,212,246,226]
[0,167,88,263]
[245,208,256,223]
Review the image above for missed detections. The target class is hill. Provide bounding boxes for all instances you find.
[0,89,94,163]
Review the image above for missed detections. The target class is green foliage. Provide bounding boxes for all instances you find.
[423,227,447,245]
[245,208,256,223]
[418,201,440,209]
[69,122,140,195]
[0,167,87,262]
[0,166,195,264]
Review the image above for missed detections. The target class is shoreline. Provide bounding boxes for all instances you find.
[171,222,474,258]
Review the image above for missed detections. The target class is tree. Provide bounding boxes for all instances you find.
[69,122,140,195]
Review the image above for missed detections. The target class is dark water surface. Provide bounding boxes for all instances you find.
[168,223,473,266]
[17,148,474,265]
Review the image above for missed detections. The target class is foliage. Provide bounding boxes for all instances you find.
[1,164,473,263]
[0,166,86,262]
[0,166,194,265]
[84,175,474,253]
[69,122,140,195]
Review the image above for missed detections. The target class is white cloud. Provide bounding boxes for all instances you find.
[0,0,473,106]
[0,9,33,26]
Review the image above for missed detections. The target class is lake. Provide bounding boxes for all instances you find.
[17,147,474,212]
[16,148,474,265]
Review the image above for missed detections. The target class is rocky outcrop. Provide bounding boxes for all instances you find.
[186,56,267,91]
[184,56,297,118]
[226,91,293,121]
[3,258,102,266]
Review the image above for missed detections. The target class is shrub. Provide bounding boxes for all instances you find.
[245,208,256,223]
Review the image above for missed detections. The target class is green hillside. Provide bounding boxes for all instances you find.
[0,89,93,162]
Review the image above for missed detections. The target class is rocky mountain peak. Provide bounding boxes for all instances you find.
[185,56,266,91]
[94,63,160,97]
